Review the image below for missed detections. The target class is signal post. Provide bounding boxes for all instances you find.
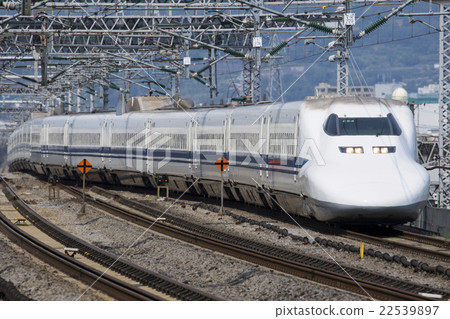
[215,157,229,215]
[77,159,92,214]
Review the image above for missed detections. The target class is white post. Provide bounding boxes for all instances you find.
[220,169,224,214]
[80,173,86,214]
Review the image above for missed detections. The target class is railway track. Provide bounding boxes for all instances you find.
[0,277,32,301]
[395,229,450,248]
[90,181,450,263]
[187,199,450,275]
[340,228,450,263]
[197,194,450,263]
[0,177,220,301]
[187,196,450,264]
[60,183,449,301]
[0,208,162,300]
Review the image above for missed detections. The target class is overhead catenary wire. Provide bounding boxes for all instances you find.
[0,0,440,106]
[234,0,334,34]
[355,0,416,40]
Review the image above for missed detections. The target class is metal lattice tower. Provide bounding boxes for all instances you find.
[336,48,349,95]
[242,0,263,103]
[268,33,284,102]
[1,1,345,104]
[208,48,218,99]
[336,0,353,95]
[242,59,253,100]
[438,2,450,208]
[0,1,441,108]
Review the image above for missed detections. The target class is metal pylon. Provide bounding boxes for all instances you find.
[336,0,353,95]
[209,48,218,99]
[242,58,261,103]
[269,33,284,102]
[242,59,253,101]
[336,49,349,95]
[438,2,450,208]
[242,0,262,103]
[102,78,109,111]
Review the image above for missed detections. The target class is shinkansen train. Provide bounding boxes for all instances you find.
[7,96,430,224]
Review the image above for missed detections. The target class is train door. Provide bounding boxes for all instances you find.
[191,119,199,171]
[293,113,300,181]
[109,119,113,167]
[41,123,49,161]
[188,119,193,171]
[145,119,152,174]
[224,115,230,167]
[63,119,70,166]
[260,115,271,180]
[259,116,265,177]
[265,115,271,181]
[100,118,111,168]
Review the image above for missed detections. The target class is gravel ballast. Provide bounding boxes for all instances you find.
[3,172,449,300]
[0,231,112,301]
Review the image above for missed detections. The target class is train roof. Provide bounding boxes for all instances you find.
[304,96,404,110]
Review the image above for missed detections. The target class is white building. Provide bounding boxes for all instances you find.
[374,82,405,99]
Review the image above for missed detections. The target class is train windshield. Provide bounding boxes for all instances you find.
[324,113,402,136]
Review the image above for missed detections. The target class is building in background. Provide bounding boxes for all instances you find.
[374,82,405,99]
[409,84,439,104]
[308,83,374,99]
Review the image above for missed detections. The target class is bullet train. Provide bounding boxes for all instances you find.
[7,96,430,224]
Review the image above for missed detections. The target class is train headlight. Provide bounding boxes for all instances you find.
[339,147,364,154]
[372,146,396,154]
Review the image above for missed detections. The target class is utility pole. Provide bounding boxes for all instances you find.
[40,33,48,86]
[102,66,110,110]
[21,0,31,16]
[124,69,131,101]
[209,48,218,100]
[269,33,284,102]
[336,0,354,95]
[438,1,450,208]
[76,88,81,113]
[242,0,263,103]
[171,52,180,98]
[252,0,263,103]
[68,90,73,112]
[89,92,93,112]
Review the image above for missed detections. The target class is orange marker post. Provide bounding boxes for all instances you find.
[360,242,364,259]
[77,159,92,214]
[215,157,229,215]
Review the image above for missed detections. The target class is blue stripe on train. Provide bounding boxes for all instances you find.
[12,144,309,174]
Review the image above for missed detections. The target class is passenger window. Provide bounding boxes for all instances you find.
[324,113,402,136]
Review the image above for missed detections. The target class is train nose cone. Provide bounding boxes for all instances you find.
[338,169,428,207]
[305,160,430,224]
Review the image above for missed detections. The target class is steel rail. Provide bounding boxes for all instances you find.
[342,229,450,262]
[0,207,164,301]
[0,277,33,301]
[0,177,221,301]
[394,229,450,249]
[62,184,449,301]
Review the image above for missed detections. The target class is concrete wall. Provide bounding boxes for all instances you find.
[412,206,450,236]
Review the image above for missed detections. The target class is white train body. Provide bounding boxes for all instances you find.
[7,96,430,224]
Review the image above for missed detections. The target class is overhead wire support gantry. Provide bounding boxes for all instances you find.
[0,0,449,206]
[436,0,450,208]
[0,0,344,103]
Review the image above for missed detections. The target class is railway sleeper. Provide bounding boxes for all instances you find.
[57,184,450,298]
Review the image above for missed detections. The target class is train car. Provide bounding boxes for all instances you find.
[7,96,430,224]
